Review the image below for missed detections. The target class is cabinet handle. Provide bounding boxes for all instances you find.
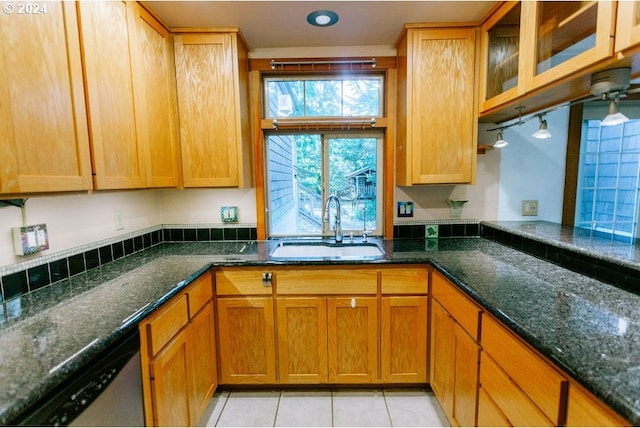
[351,298,356,308]
[262,272,273,287]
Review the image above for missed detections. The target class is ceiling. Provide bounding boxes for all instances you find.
[144,1,498,52]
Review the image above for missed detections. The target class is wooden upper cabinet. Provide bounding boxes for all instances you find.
[0,2,92,195]
[479,2,526,113]
[173,31,253,188]
[396,26,477,186]
[615,1,640,54]
[524,1,616,90]
[129,3,180,188]
[78,1,146,189]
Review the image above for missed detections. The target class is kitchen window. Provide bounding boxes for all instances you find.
[575,117,640,240]
[262,74,385,238]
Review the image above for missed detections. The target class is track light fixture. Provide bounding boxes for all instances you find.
[601,93,629,127]
[494,130,508,148]
[532,115,551,139]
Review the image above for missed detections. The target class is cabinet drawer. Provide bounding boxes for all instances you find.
[380,266,428,294]
[480,352,553,426]
[144,294,189,357]
[477,386,511,427]
[431,271,481,340]
[277,268,377,295]
[566,381,629,427]
[215,268,274,295]
[482,315,567,424]
[186,272,213,318]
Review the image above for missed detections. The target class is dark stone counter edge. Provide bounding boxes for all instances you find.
[6,254,639,426]
[481,222,640,295]
[4,264,212,426]
[430,260,637,425]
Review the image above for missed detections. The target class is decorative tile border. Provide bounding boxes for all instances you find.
[0,224,257,302]
[393,220,481,239]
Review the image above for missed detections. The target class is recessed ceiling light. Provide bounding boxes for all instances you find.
[307,10,339,27]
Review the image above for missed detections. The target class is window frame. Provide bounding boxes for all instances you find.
[249,57,397,240]
[264,130,384,238]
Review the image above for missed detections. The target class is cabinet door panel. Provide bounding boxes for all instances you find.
[566,382,629,427]
[277,298,328,383]
[217,297,276,384]
[480,352,553,427]
[0,1,92,194]
[328,297,378,383]
[188,302,217,424]
[130,3,179,188]
[409,28,476,184]
[174,33,240,187]
[149,329,191,427]
[78,1,146,189]
[380,296,427,383]
[452,323,480,427]
[430,299,455,413]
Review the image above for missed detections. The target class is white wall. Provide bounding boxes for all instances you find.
[497,107,569,222]
[0,190,162,267]
[394,122,501,222]
[158,188,257,224]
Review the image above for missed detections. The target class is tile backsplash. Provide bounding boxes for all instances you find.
[0,224,257,302]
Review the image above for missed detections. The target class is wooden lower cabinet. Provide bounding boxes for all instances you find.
[188,302,217,423]
[381,296,428,383]
[216,297,277,384]
[566,381,630,427]
[430,270,482,427]
[328,297,378,383]
[148,328,190,426]
[140,272,216,427]
[276,297,328,383]
[430,298,480,427]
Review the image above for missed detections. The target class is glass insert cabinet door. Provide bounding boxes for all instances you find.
[480,1,524,111]
[525,1,615,88]
[615,1,640,53]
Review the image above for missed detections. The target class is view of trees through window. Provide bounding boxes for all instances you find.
[264,74,384,237]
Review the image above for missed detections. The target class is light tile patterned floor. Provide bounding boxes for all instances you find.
[198,388,449,427]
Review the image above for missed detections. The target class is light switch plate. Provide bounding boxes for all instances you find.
[221,206,238,223]
[522,200,539,216]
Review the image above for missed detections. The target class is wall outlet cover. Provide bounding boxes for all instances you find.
[221,206,238,223]
[522,200,539,216]
[12,224,49,256]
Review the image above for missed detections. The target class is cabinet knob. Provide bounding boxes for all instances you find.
[262,272,273,287]
[351,298,356,308]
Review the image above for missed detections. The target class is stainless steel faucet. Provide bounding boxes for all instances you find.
[323,195,343,242]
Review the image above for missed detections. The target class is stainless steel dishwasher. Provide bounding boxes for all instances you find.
[15,329,144,426]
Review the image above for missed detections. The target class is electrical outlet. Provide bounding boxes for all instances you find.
[522,200,539,216]
[114,210,125,231]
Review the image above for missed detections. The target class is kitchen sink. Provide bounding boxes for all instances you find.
[270,241,384,259]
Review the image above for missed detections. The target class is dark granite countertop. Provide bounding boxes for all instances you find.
[1,236,639,425]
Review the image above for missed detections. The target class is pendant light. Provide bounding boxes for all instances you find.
[494,130,508,148]
[532,114,551,139]
[601,94,629,127]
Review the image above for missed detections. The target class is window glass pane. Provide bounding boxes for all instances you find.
[305,80,342,116]
[328,137,378,232]
[264,75,383,118]
[266,134,322,235]
[575,118,640,239]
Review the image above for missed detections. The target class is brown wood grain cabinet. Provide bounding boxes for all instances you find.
[566,381,630,427]
[78,1,179,190]
[396,26,477,185]
[430,270,481,427]
[140,271,216,427]
[173,30,253,188]
[615,1,640,54]
[0,1,92,194]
